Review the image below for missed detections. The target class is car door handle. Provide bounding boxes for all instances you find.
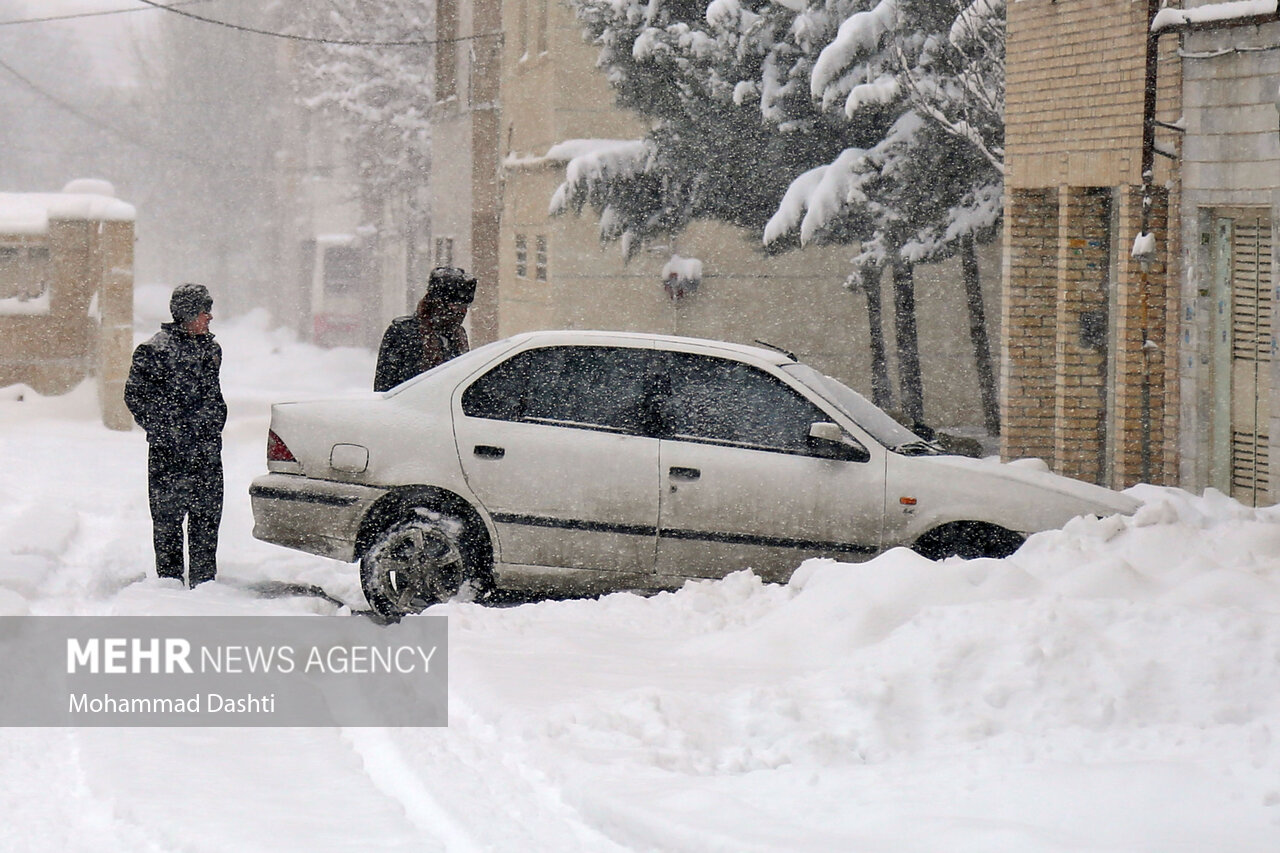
[473,445,505,459]
[669,466,700,481]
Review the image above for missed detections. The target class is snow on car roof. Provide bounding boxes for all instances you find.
[501,329,798,365]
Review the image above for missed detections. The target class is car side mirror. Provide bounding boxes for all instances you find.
[808,422,870,463]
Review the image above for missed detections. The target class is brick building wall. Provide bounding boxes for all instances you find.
[1005,0,1152,189]
[1113,186,1170,486]
[1001,188,1058,462]
[1053,188,1112,483]
[1002,0,1180,488]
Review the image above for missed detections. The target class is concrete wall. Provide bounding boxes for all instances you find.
[1177,20,1280,498]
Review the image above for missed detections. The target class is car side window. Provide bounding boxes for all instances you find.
[662,353,831,453]
[462,346,656,435]
[461,348,534,421]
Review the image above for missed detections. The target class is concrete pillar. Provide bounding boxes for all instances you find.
[97,220,134,431]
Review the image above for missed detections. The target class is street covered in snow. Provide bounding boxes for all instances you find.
[1,292,1279,850]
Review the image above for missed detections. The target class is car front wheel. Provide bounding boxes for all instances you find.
[912,521,1025,561]
[360,508,476,620]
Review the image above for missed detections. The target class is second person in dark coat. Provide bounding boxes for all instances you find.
[374,267,476,392]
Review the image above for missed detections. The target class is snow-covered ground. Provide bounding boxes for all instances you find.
[2,287,1279,851]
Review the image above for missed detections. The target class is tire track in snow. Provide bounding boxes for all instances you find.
[339,726,481,853]
[72,726,441,852]
[65,728,178,853]
[339,692,631,852]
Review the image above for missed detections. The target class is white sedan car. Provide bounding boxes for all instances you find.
[250,330,1138,619]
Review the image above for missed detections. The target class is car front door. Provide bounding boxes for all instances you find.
[654,351,886,582]
[453,344,661,574]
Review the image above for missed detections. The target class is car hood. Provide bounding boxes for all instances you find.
[888,453,1141,537]
[928,455,1139,513]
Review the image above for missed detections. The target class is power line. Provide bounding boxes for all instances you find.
[131,0,501,47]
[0,56,159,152]
[0,0,211,27]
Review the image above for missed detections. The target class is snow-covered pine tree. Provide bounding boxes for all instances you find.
[562,0,901,400]
[563,0,1005,432]
[783,0,1004,429]
[561,0,857,255]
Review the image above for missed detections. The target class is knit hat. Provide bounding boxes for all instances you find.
[426,267,476,304]
[170,283,212,322]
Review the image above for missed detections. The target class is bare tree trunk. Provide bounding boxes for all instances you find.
[961,235,1000,436]
[861,267,893,410]
[892,261,924,428]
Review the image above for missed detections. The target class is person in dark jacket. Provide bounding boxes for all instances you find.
[374,267,476,391]
[125,283,227,587]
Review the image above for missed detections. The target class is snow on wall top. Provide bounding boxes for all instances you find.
[1151,0,1278,32]
[0,180,135,236]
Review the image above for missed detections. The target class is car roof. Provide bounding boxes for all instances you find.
[499,329,798,366]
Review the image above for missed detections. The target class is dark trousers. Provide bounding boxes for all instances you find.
[148,444,223,586]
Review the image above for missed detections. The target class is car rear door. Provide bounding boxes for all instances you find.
[453,344,661,573]
[654,351,885,582]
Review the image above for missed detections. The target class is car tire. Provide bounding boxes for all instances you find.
[912,521,1024,561]
[360,507,481,620]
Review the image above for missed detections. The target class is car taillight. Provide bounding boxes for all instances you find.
[267,429,298,463]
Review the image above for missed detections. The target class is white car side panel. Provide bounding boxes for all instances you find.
[655,440,886,582]
[453,415,660,573]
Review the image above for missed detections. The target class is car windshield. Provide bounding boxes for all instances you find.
[782,363,926,451]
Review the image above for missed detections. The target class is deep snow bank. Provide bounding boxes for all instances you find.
[2,302,1279,850]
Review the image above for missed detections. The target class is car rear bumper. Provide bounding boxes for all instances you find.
[249,473,387,562]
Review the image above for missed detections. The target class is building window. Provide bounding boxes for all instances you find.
[436,0,458,102]
[322,246,362,296]
[515,234,528,278]
[518,0,528,58]
[535,235,548,281]
[434,237,454,268]
[536,0,549,54]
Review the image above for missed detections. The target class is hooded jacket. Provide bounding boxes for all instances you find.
[125,322,227,453]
